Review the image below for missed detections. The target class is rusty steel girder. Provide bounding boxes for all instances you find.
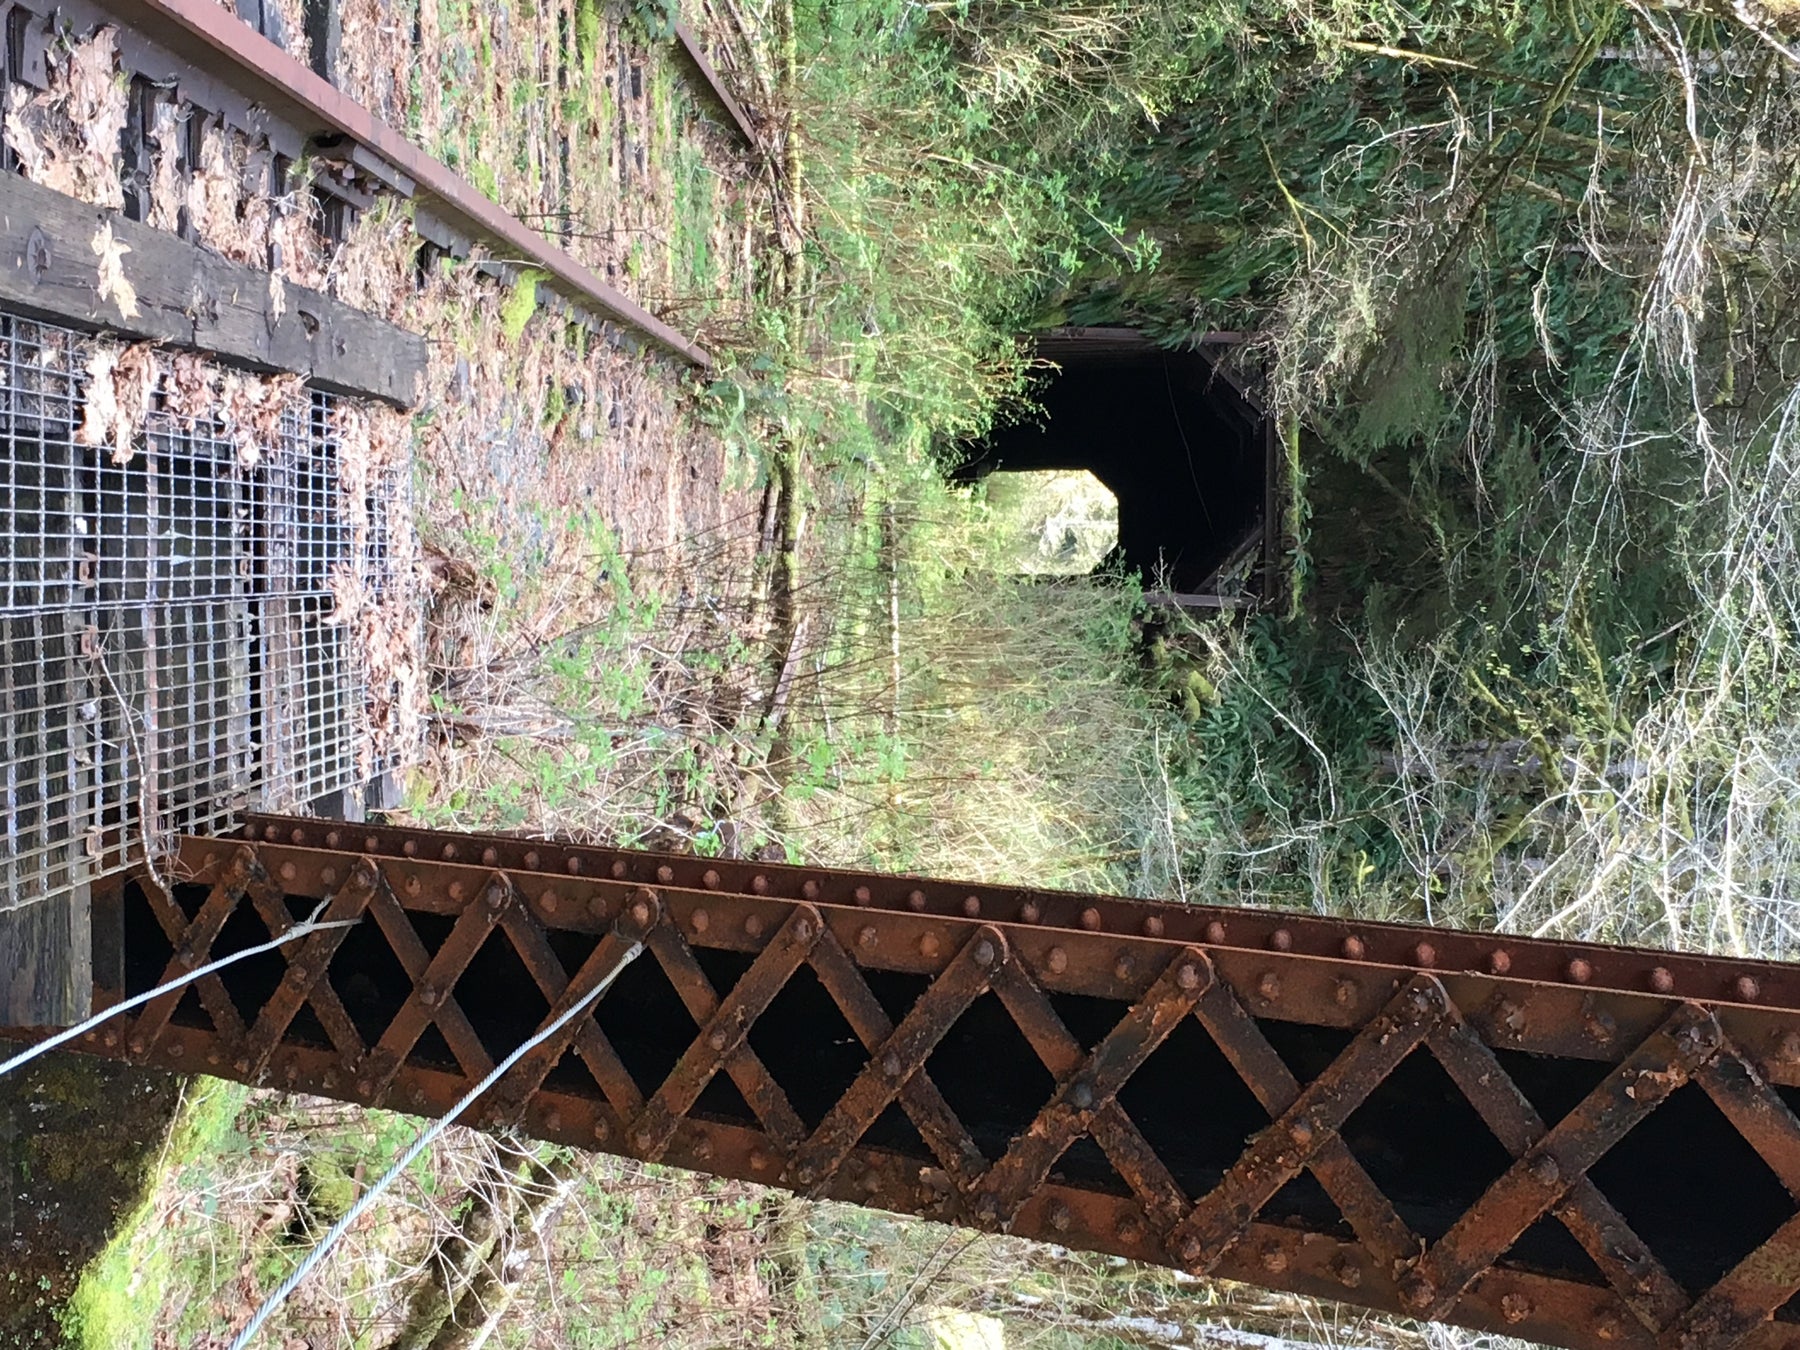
[37,815,1800,1350]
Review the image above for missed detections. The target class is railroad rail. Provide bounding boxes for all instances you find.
[14,815,1800,1350]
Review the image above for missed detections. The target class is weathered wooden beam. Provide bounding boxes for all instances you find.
[0,169,424,406]
[0,888,89,1028]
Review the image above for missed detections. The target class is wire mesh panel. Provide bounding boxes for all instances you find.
[0,314,402,917]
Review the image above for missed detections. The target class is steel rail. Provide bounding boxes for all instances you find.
[84,0,713,367]
[19,820,1800,1350]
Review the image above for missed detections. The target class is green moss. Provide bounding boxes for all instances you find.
[500,269,547,343]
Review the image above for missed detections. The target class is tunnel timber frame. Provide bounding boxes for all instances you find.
[9,816,1800,1350]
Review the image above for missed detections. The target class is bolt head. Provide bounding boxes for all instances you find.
[1400,1274,1436,1310]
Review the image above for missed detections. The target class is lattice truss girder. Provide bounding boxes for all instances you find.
[47,816,1800,1350]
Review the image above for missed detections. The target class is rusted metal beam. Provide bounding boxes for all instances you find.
[22,818,1800,1350]
[672,20,760,149]
[87,0,712,368]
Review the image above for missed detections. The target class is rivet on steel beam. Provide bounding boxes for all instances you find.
[1737,975,1761,1002]
[1080,907,1103,932]
[853,885,872,905]
[634,1128,655,1151]
[419,984,441,1007]
[693,1136,713,1161]
[588,895,607,920]
[279,861,297,882]
[128,1036,145,1056]
[907,889,927,911]
[659,865,677,885]
[862,1170,881,1196]
[566,857,584,875]
[541,891,560,915]
[325,830,341,849]
[795,917,815,943]
[704,870,723,891]
[974,1193,1001,1223]
[962,895,982,918]
[593,1118,610,1142]
[236,1056,253,1074]
[1020,900,1042,924]
[709,1028,729,1051]
[1406,981,1443,1016]
[321,867,338,887]
[405,874,422,896]
[610,860,628,880]
[1047,947,1068,975]
[357,1079,375,1096]
[1340,935,1365,960]
[745,914,765,938]
[1399,1274,1435,1310]
[1777,1030,1800,1065]
[1528,1152,1560,1185]
[1269,929,1292,952]
[1287,1116,1314,1147]
[1114,954,1133,980]
[364,836,380,852]
[1566,958,1593,984]
[1650,966,1675,994]
[1500,1292,1533,1324]
[1258,972,1282,1001]
[1142,915,1164,938]
[524,850,541,870]
[752,875,770,894]
[322,1071,337,1089]
[481,847,498,867]
[1069,1080,1095,1111]
[282,1061,298,1083]
[402,839,418,856]
[1487,949,1511,975]
[1260,1244,1287,1274]
[858,926,878,950]
[1177,962,1202,990]
[692,909,710,934]
[1204,921,1227,944]
[630,894,655,927]
[543,1109,563,1132]
[448,881,466,902]
[488,882,511,909]
[1596,1312,1623,1341]
[1334,978,1358,1008]
[1178,1235,1206,1267]
[1117,1215,1144,1244]
[792,1163,817,1185]
[264,824,280,841]
[750,1149,771,1172]
[1585,1011,1616,1046]
[288,828,305,845]
[801,879,820,899]
[921,933,942,959]
[83,1030,97,1042]
[1047,1200,1071,1232]
[436,843,456,861]
[883,1051,905,1078]
[1331,1255,1362,1288]
[206,1049,221,1066]
[202,852,220,872]
[1412,941,1437,968]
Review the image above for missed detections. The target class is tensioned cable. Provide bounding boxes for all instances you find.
[228,938,646,1350]
[0,899,359,1082]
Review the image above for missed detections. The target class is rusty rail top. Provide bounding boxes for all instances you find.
[26,816,1800,1349]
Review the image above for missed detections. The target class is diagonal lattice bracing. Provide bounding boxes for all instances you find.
[40,821,1800,1350]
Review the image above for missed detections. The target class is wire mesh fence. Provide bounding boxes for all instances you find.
[0,312,406,915]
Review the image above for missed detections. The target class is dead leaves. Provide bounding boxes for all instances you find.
[217,370,302,469]
[91,220,139,319]
[77,342,158,464]
[5,27,128,209]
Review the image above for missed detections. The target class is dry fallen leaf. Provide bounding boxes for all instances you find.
[91,220,140,320]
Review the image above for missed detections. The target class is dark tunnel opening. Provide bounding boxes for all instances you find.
[957,328,1273,600]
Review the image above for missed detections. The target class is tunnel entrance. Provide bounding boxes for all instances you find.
[958,328,1276,605]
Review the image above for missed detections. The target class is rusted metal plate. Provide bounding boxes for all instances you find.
[28,824,1800,1350]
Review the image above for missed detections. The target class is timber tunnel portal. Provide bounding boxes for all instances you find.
[958,327,1275,604]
